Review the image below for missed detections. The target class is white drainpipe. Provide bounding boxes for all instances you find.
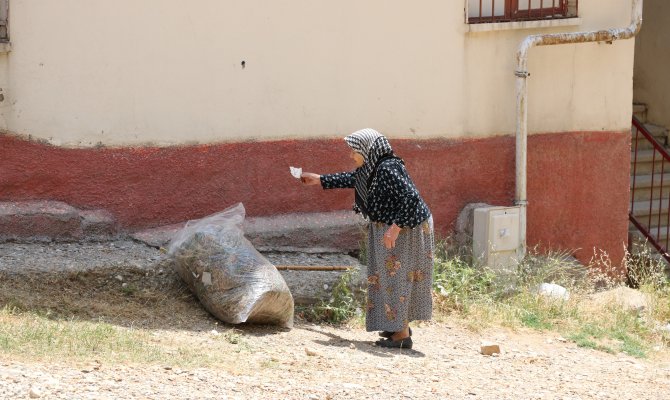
[515,0,643,258]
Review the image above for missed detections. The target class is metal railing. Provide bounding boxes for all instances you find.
[467,0,577,24]
[630,116,670,262]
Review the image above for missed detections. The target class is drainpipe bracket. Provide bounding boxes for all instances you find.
[514,200,528,206]
[514,70,530,78]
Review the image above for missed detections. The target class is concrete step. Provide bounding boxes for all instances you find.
[631,124,668,150]
[630,173,670,201]
[631,198,670,215]
[630,218,670,232]
[630,225,670,245]
[633,103,647,123]
[131,210,365,254]
[646,123,669,137]
[633,123,670,138]
[631,198,670,228]
[631,149,670,174]
[0,201,119,242]
[631,226,670,243]
[243,211,365,253]
[632,137,664,151]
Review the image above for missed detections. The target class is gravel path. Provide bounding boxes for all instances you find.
[1,242,670,399]
[2,322,670,400]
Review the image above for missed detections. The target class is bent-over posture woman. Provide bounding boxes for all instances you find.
[301,129,434,349]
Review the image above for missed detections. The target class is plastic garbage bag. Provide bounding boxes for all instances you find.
[168,203,294,328]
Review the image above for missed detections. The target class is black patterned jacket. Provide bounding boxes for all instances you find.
[320,158,431,228]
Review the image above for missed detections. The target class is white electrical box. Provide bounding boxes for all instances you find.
[473,206,523,270]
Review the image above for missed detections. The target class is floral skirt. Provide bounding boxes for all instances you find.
[365,216,434,332]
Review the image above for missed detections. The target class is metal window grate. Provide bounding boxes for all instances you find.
[467,0,578,24]
[0,0,7,42]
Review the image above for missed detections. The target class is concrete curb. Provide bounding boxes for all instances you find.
[0,200,119,242]
[131,210,366,254]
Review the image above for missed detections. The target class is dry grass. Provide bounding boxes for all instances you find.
[0,265,202,330]
[0,265,239,366]
[0,303,262,367]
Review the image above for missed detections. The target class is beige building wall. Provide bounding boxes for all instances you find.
[634,0,670,129]
[1,0,636,147]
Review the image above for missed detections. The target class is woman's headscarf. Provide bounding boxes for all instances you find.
[344,128,394,217]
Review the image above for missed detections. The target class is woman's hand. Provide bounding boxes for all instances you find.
[300,172,321,186]
[383,224,401,249]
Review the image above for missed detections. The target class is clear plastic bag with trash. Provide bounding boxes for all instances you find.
[168,203,294,328]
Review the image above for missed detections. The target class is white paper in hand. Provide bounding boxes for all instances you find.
[289,166,302,179]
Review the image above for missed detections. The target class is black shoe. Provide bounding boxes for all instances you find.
[378,327,412,339]
[376,336,413,349]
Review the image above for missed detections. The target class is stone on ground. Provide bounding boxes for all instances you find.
[481,342,501,356]
[588,286,652,313]
[29,386,42,398]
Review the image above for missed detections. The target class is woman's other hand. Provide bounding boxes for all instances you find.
[383,224,401,249]
[301,172,321,186]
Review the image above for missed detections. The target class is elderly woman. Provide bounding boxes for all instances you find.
[301,129,434,349]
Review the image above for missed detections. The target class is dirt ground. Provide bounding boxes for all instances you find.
[1,241,670,400]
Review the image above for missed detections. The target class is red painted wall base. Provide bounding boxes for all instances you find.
[0,131,630,266]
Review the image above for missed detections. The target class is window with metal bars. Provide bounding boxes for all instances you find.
[467,0,578,24]
[0,0,7,42]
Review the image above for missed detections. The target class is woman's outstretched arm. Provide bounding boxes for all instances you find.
[302,171,356,189]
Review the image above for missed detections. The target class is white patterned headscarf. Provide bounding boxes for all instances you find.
[344,129,394,216]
